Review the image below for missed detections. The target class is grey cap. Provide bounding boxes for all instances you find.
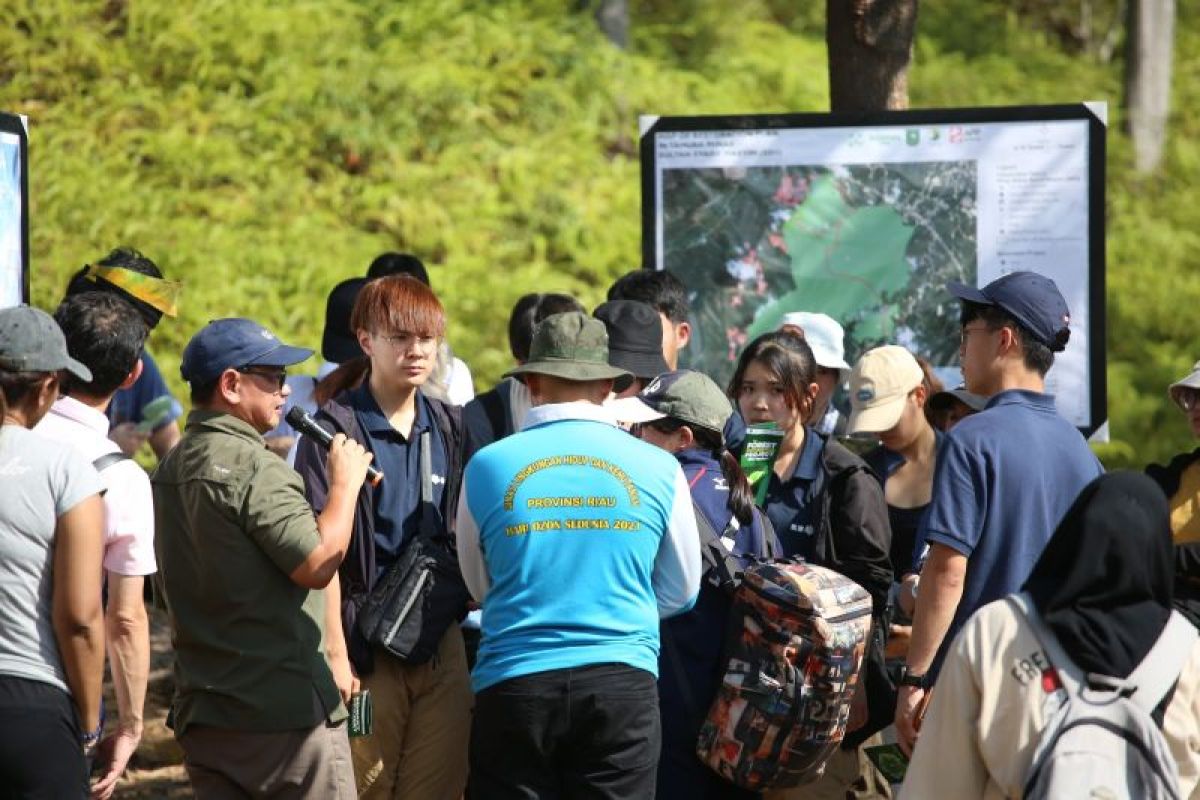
[0,305,92,382]
[505,312,631,383]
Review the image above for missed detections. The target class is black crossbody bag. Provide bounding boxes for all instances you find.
[356,431,471,664]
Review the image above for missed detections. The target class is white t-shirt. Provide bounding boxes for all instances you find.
[35,396,156,577]
[0,424,104,691]
[446,356,475,406]
[900,598,1200,800]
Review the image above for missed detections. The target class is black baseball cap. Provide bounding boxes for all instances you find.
[593,300,670,381]
[948,271,1071,352]
[321,277,367,363]
[181,318,312,384]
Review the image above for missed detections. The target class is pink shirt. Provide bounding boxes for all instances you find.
[35,396,156,576]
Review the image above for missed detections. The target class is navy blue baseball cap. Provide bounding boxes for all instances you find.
[947,271,1071,352]
[180,318,313,384]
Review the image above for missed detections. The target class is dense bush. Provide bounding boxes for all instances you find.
[2,0,1195,466]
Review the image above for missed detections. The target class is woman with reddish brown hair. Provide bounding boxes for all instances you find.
[296,275,470,800]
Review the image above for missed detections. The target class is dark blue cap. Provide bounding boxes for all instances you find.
[181,318,313,384]
[948,271,1071,352]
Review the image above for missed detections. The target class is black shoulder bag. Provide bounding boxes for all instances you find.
[356,431,471,664]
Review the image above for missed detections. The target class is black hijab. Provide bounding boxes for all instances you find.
[1023,471,1175,678]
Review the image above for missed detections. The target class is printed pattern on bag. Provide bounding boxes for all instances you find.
[696,561,872,791]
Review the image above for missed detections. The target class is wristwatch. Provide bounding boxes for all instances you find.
[897,665,927,688]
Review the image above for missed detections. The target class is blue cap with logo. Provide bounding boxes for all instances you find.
[180,318,313,384]
[947,271,1071,352]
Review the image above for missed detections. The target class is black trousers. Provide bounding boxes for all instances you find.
[0,675,87,799]
[468,662,660,800]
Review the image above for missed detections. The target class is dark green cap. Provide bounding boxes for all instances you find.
[609,369,733,441]
[505,311,631,383]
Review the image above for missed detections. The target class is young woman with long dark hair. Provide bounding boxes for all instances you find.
[728,330,894,799]
[613,369,778,800]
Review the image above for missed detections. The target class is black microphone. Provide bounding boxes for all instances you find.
[286,406,384,486]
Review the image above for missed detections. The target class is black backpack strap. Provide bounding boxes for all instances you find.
[755,506,779,561]
[692,500,745,593]
[93,452,132,472]
[479,386,507,441]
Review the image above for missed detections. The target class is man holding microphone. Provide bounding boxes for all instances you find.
[153,318,373,799]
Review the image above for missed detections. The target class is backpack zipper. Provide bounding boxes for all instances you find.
[742,578,871,624]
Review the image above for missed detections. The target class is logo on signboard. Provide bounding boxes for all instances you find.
[906,129,920,146]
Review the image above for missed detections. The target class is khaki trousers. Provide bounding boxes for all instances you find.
[180,718,355,799]
[351,625,473,800]
[764,733,893,800]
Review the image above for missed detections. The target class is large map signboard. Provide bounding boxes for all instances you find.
[0,112,29,309]
[641,104,1106,438]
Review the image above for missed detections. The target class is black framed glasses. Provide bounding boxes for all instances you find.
[237,366,287,392]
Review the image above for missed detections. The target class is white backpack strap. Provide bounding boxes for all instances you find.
[1124,611,1198,714]
[1009,592,1085,696]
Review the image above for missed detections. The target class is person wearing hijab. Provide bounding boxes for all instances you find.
[899,472,1200,799]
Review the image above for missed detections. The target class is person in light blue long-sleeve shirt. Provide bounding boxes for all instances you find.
[456,312,701,799]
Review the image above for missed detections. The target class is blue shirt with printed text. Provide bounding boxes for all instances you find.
[464,416,689,692]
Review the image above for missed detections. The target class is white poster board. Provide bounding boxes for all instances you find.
[0,112,29,309]
[640,104,1106,438]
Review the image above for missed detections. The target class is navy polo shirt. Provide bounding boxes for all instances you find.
[762,427,826,559]
[920,389,1103,675]
[108,350,183,432]
[351,385,448,577]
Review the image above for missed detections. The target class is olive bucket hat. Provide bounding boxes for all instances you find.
[505,311,632,384]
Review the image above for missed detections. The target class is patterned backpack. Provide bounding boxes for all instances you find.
[696,560,872,790]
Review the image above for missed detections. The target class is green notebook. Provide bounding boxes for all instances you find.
[738,423,784,506]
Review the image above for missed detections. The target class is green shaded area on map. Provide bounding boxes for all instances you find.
[747,175,916,341]
[664,163,977,386]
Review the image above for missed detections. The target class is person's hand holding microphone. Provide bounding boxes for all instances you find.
[287,407,383,489]
[327,432,375,496]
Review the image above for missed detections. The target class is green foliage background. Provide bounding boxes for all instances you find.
[2,0,1196,467]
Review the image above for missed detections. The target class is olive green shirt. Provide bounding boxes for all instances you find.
[151,410,345,734]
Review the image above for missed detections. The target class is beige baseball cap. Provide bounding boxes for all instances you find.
[846,346,925,435]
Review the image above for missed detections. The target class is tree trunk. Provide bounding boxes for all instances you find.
[594,0,629,50]
[826,0,919,112]
[1124,0,1175,174]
